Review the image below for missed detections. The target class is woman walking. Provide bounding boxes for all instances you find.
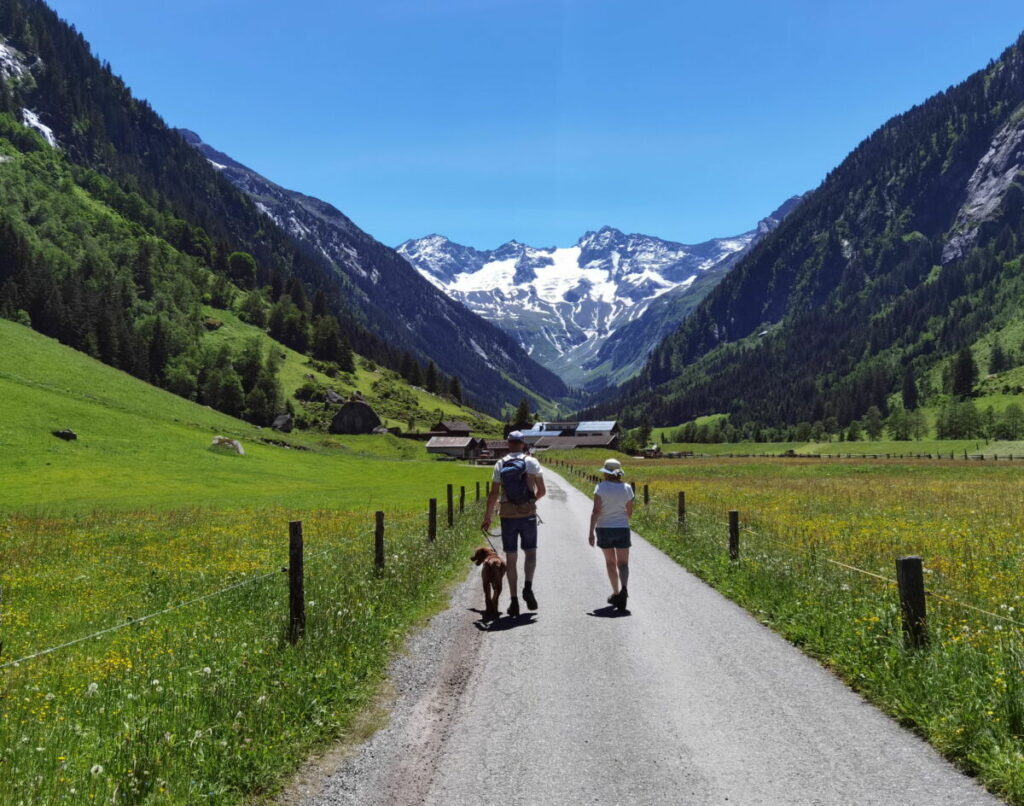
[588,458,635,610]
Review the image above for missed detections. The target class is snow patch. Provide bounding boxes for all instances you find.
[469,338,488,360]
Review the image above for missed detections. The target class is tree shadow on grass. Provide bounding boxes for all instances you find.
[587,605,631,618]
[468,608,538,632]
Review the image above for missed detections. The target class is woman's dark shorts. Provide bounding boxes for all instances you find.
[595,527,631,550]
[500,516,538,552]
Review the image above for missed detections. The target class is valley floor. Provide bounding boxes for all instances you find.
[297,470,998,806]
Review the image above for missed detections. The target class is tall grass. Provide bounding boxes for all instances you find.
[0,502,484,804]
[557,456,1024,803]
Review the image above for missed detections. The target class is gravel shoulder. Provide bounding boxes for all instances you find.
[290,470,1001,806]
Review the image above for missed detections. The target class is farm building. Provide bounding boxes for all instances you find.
[533,434,620,451]
[431,420,473,436]
[426,436,482,460]
[525,421,621,438]
[329,399,382,434]
[479,439,514,462]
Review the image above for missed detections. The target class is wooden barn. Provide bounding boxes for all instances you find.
[426,436,482,460]
[330,398,383,434]
[431,420,473,437]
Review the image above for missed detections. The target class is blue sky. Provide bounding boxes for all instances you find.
[45,0,1024,249]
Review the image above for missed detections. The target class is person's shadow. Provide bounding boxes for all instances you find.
[468,608,538,632]
[587,605,631,618]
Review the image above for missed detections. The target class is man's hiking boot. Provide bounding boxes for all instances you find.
[523,586,538,610]
[507,597,520,618]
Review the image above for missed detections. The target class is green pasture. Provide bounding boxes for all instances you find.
[645,438,1022,457]
[0,320,489,515]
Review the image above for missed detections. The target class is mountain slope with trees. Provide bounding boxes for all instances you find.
[590,31,1024,432]
[0,0,563,416]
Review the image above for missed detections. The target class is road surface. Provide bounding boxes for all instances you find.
[292,470,1000,805]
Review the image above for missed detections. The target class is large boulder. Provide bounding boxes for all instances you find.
[210,435,245,455]
[325,389,344,405]
[272,414,293,433]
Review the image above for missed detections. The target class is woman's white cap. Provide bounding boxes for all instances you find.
[599,458,624,477]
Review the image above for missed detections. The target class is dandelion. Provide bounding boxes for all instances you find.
[86,683,98,697]
[201,667,212,675]
[90,765,103,776]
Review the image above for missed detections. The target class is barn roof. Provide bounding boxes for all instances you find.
[436,420,472,432]
[426,436,478,448]
[576,421,619,432]
[534,435,619,449]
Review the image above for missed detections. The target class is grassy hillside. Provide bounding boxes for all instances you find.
[200,307,501,434]
[0,319,490,514]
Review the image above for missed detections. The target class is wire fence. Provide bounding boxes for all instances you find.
[0,481,492,673]
[548,457,1024,644]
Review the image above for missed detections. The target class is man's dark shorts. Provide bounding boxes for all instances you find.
[501,516,538,553]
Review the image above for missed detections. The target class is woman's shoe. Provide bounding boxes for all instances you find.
[615,588,628,611]
[607,591,623,607]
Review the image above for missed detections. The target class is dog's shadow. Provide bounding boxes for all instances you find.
[468,608,538,632]
[587,605,631,618]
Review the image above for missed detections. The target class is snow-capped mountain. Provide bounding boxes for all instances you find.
[398,198,802,389]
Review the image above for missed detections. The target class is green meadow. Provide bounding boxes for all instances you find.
[0,319,492,803]
[0,319,489,514]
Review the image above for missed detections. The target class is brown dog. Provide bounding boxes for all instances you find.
[471,546,506,621]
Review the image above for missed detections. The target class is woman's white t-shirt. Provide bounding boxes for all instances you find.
[593,480,634,528]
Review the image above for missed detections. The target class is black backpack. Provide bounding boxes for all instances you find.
[499,456,535,505]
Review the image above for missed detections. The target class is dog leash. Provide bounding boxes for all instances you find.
[480,526,501,554]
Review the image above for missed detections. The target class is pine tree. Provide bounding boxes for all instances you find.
[951,347,978,398]
[989,338,1010,373]
[424,360,438,393]
[513,398,532,429]
[864,406,884,440]
[901,367,919,410]
[449,375,463,403]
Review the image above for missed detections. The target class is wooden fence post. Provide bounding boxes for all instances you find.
[896,556,928,648]
[447,484,454,528]
[728,510,740,560]
[428,498,437,542]
[476,481,480,501]
[459,485,465,514]
[375,511,385,570]
[288,521,305,643]
[643,484,649,506]
[678,491,686,524]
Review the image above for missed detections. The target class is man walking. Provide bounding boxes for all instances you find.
[482,430,546,617]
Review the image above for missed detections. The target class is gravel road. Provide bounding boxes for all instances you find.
[294,470,1000,805]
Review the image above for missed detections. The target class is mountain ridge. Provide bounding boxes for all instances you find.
[399,197,802,389]
[588,31,1024,429]
[178,129,568,413]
